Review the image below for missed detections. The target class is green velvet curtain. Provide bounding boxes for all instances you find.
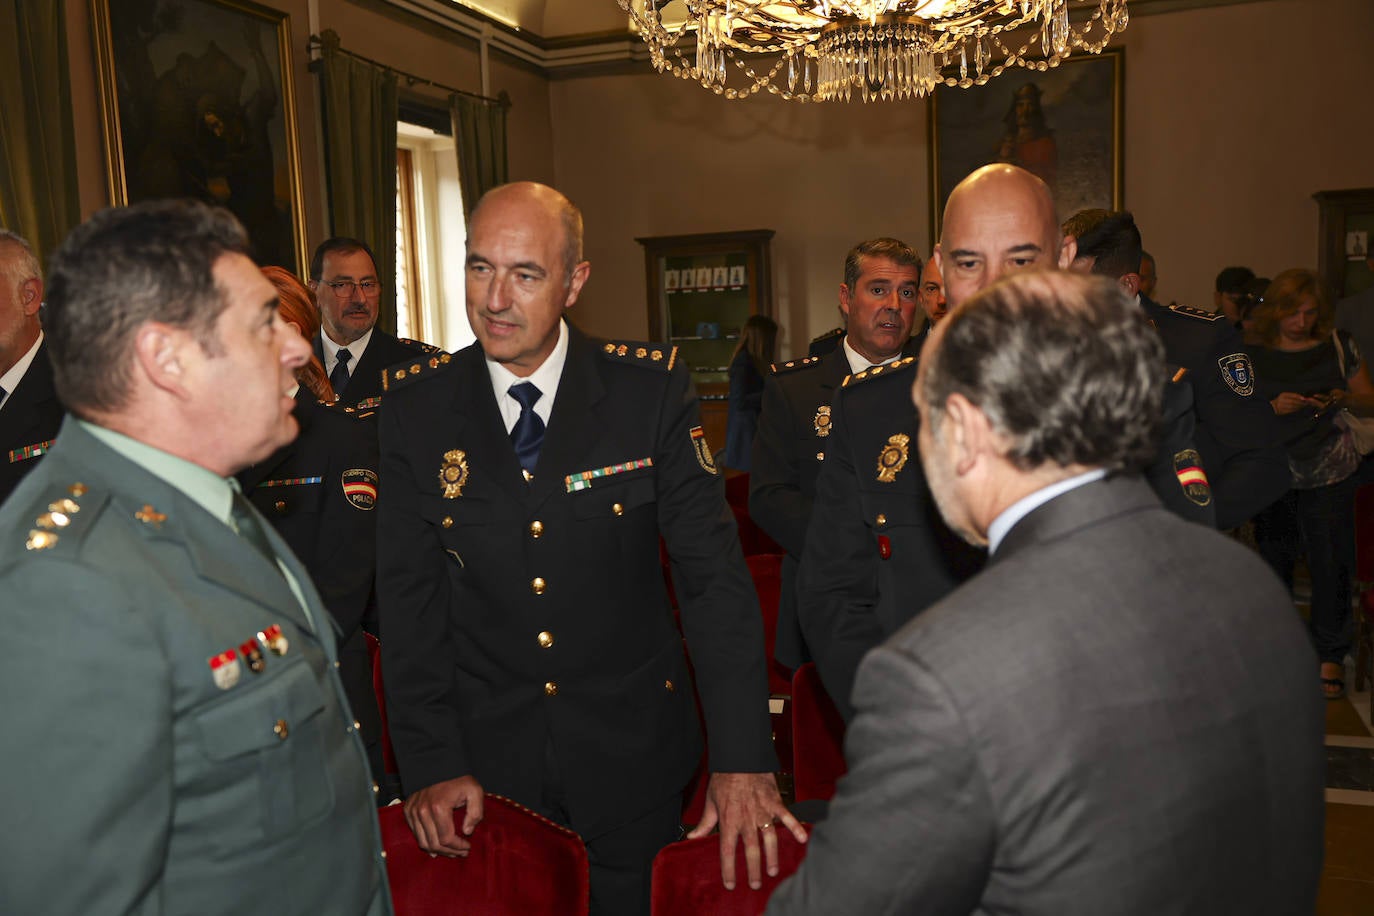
[0,0,80,267]
[450,92,509,217]
[317,30,399,334]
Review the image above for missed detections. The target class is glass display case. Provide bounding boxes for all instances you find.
[636,230,775,455]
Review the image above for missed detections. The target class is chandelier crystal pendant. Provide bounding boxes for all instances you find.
[618,0,1130,102]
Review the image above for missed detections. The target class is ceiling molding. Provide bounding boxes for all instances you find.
[381,0,1277,79]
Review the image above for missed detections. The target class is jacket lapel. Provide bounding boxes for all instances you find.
[449,347,530,505]
[59,420,318,635]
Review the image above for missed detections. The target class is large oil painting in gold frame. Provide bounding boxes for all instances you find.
[91,0,308,273]
[929,49,1124,241]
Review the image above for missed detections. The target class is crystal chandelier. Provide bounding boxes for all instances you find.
[617,1,1130,102]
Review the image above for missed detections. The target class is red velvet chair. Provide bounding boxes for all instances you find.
[790,663,847,803]
[1351,485,1374,714]
[379,795,590,915]
[725,471,751,510]
[365,633,398,775]
[650,825,810,916]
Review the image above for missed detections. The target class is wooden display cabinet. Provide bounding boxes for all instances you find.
[1313,188,1374,300]
[635,229,775,457]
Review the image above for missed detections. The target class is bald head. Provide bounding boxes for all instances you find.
[471,182,584,282]
[935,164,1075,310]
[0,230,44,375]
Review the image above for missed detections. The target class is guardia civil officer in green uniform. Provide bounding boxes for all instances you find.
[0,201,391,915]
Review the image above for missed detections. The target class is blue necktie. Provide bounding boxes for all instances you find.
[509,381,545,474]
[329,348,352,398]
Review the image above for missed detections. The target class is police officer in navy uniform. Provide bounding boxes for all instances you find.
[377,182,802,916]
[750,238,926,672]
[1065,209,1289,528]
[0,200,390,915]
[0,231,64,506]
[308,237,434,410]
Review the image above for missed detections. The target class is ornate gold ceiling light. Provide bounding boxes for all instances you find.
[617,0,1129,102]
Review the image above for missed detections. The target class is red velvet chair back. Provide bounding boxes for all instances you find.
[724,472,751,509]
[365,633,398,775]
[650,827,810,916]
[790,663,847,803]
[379,796,589,915]
[1354,484,1374,583]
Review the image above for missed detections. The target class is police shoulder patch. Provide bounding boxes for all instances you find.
[841,355,918,388]
[600,340,676,371]
[1218,352,1255,396]
[381,351,454,392]
[770,356,823,375]
[1168,303,1225,323]
[341,468,379,510]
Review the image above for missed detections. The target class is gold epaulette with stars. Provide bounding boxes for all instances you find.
[770,356,823,375]
[600,341,677,370]
[20,481,101,553]
[841,355,918,388]
[399,337,443,354]
[1167,303,1225,323]
[316,399,376,420]
[381,351,455,392]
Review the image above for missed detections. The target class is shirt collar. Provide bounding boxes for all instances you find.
[0,331,42,410]
[841,335,903,376]
[322,326,374,369]
[987,468,1108,555]
[485,319,569,429]
[77,420,236,525]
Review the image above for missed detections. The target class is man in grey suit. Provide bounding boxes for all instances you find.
[0,201,392,915]
[766,270,1325,914]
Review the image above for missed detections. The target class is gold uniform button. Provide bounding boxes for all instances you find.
[664,679,675,692]
[612,503,624,516]
[538,631,554,648]
[442,516,454,528]
[372,782,380,794]
[875,513,888,527]
[381,850,388,860]
[274,500,287,514]
[529,520,544,538]
[816,452,825,461]
[544,681,559,696]
[274,719,289,740]
[352,719,362,731]
[532,577,547,595]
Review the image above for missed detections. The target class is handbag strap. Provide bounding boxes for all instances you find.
[1333,328,1348,379]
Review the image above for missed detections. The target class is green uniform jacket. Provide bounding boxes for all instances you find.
[0,419,391,916]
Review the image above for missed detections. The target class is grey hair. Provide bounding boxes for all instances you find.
[920,270,1164,473]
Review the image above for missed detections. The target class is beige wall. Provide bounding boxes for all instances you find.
[61,0,1374,349]
[551,0,1374,350]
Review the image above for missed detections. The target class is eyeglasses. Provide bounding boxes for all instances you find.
[323,279,381,298]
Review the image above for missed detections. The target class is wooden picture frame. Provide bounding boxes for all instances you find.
[929,49,1124,241]
[91,0,309,273]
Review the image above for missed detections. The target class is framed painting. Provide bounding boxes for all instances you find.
[91,0,308,273]
[929,49,1124,240]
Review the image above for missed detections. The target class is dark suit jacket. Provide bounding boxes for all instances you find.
[794,357,982,719]
[377,325,775,839]
[1141,296,1289,527]
[0,418,390,915]
[769,475,1325,915]
[238,391,386,785]
[0,340,64,506]
[315,328,426,410]
[748,351,852,667]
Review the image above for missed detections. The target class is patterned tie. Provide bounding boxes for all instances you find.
[230,490,281,574]
[508,381,545,474]
[329,348,352,398]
